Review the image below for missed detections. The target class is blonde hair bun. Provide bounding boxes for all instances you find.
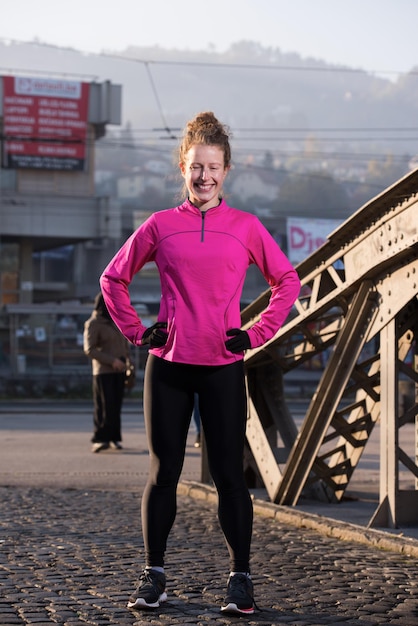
[179,111,231,168]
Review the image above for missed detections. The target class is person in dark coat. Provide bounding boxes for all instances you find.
[83,292,130,452]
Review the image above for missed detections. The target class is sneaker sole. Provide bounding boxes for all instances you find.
[127,592,167,609]
[91,443,109,453]
[221,602,254,615]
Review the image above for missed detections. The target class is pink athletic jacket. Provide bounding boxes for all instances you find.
[100,198,300,366]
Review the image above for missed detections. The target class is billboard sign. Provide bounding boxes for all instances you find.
[286,217,342,265]
[2,76,89,171]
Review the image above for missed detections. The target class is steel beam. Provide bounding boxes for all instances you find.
[238,169,418,515]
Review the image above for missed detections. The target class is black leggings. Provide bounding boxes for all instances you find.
[142,354,253,572]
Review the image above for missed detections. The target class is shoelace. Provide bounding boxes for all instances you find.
[229,575,252,598]
[140,569,162,590]
[141,570,153,584]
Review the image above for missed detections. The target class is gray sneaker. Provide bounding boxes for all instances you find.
[221,573,255,615]
[127,569,167,609]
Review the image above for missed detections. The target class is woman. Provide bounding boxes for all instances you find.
[100,112,300,614]
[83,292,129,452]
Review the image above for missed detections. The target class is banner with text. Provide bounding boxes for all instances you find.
[2,76,89,171]
[286,217,342,265]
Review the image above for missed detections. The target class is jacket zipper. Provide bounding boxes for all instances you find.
[200,210,205,242]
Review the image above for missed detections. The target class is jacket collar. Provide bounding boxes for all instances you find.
[180,197,227,215]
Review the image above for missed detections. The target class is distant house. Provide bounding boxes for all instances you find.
[144,160,172,176]
[229,166,279,202]
[116,167,163,200]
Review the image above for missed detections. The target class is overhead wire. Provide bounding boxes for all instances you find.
[1,38,417,76]
[1,38,418,134]
[69,49,418,142]
[2,39,417,170]
[57,47,417,77]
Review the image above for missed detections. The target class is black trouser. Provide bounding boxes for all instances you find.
[142,355,253,572]
[92,372,125,443]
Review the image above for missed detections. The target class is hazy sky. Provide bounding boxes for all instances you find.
[1,0,417,76]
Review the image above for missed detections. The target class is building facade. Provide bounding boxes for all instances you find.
[0,75,122,306]
[0,75,123,379]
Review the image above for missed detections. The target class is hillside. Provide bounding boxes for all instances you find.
[1,38,417,158]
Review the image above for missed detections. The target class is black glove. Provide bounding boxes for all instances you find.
[142,322,168,348]
[225,328,251,353]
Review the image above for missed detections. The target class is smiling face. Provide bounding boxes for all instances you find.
[180,144,230,211]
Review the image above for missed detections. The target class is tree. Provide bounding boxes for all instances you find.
[350,154,410,209]
[272,172,350,219]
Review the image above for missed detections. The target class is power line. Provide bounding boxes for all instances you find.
[102,136,418,145]
[96,142,412,164]
[114,126,418,135]
[2,43,417,165]
[6,132,404,146]
[4,134,411,162]
[2,39,418,145]
[106,55,411,76]
[231,137,418,143]
[2,38,418,78]
[109,126,418,150]
[230,127,418,133]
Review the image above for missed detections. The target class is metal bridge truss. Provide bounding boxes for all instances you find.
[241,168,418,528]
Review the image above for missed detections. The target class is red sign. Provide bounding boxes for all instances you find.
[2,76,89,171]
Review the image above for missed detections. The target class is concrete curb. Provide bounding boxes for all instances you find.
[178,480,418,559]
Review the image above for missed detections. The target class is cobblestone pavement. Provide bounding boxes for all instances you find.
[1,486,417,626]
